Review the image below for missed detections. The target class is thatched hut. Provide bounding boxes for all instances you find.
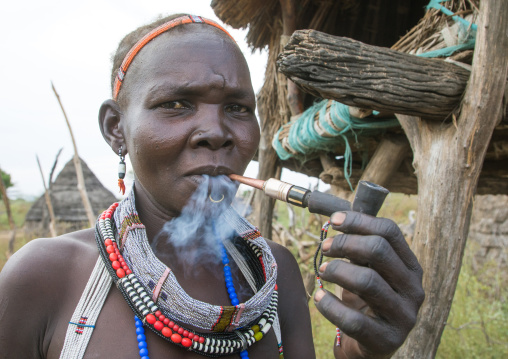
[25,158,116,237]
[212,0,507,357]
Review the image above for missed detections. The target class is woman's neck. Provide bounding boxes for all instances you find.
[132,182,176,247]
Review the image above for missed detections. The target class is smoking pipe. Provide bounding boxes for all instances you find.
[229,174,389,217]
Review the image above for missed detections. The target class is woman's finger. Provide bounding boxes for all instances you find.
[330,211,422,275]
[319,259,403,319]
[314,289,409,356]
[322,234,418,297]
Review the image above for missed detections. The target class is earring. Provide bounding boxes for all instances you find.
[118,146,126,195]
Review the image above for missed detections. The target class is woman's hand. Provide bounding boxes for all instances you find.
[314,211,424,359]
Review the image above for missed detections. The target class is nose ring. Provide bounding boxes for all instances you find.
[209,194,225,203]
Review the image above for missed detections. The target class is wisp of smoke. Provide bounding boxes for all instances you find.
[158,175,238,268]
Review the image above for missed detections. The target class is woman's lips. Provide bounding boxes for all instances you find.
[186,174,234,185]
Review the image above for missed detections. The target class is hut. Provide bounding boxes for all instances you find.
[25,158,116,237]
[212,0,507,357]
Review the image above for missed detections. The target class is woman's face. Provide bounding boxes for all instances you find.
[119,27,260,216]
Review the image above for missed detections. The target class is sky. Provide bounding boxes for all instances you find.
[0,0,322,200]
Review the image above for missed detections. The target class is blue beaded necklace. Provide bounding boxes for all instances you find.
[135,315,150,359]
[215,219,249,358]
[219,241,249,358]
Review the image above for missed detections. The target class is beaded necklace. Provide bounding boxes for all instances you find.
[95,191,284,357]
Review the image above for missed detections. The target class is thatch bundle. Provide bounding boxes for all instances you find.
[392,0,479,60]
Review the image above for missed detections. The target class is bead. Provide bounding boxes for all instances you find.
[199,336,205,344]
[135,320,143,328]
[183,330,189,337]
[139,348,148,356]
[122,265,129,271]
[106,245,115,254]
[155,310,162,317]
[182,337,192,348]
[116,268,126,278]
[275,284,278,291]
[112,261,121,270]
[251,325,260,333]
[192,335,200,342]
[154,320,164,331]
[168,321,175,328]
[138,340,147,349]
[231,298,240,306]
[162,326,172,337]
[171,333,182,344]
[137,334,146,341]
[146,314,156,325]
[126,269,132,275]
[178,327,184,335]
[163,318,170,325]
[109,253,118,261]
[158,314,165,321]
[104,238,113,246]
[135,327,144,335]
[173,324,179,332]
[254,332,263,341]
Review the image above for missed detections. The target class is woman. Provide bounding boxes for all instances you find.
[0,14,424,358]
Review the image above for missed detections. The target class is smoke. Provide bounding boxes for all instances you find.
[156,175,239,272]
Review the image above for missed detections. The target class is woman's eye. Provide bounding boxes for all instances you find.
[226,104,249,113]
[160,101,187,109]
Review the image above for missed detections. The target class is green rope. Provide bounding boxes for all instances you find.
[272,100,399,189]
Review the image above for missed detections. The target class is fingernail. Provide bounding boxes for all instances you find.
[331,212,346,226]
[322,238,332,252]
[314,289,326,302]
[319,262,328,273]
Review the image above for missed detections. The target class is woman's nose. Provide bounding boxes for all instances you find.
[189,108,234,150]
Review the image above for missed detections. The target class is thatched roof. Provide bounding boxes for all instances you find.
[212,0,428,49]
[26,158,116,223]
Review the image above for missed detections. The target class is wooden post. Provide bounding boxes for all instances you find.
[357,135,410,188]
[36,156,57,237]
[0,169,15,257]
[51,83,95,227]
[394,1,508,357]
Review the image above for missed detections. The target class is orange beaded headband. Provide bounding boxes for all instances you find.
[112,15,235,101]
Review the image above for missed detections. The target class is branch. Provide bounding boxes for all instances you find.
[36,155,57,237]
[51,82,95,227]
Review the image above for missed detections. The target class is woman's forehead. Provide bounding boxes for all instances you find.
[123,28,251,96]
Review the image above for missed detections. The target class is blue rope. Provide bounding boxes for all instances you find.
[419,0,477,58]
[272,100,399,190]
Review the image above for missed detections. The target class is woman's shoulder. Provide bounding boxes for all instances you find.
[0,228,100,358]
[1,228,97,282]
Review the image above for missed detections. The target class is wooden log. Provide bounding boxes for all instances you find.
[394,1,508,357]
[279,154,508,196]
[277,30,471,120]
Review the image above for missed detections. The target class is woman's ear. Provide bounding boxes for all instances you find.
[99,99,126,155]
